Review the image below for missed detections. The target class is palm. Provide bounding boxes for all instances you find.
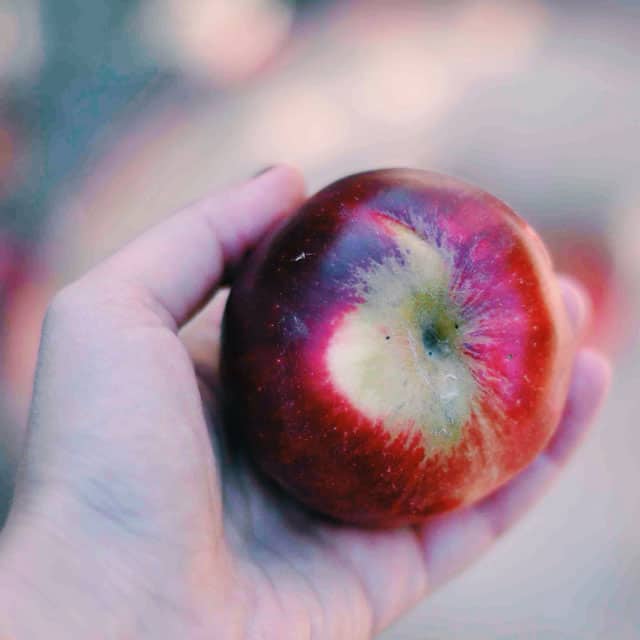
[202,338,591,640]
[213,416,423,638]
[191,319,604,639]
[219,439,384,639]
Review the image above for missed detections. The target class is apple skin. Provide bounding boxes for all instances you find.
[221,169,572,527]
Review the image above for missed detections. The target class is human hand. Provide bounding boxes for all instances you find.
[0,167,610,639]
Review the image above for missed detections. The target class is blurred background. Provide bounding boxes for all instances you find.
[0,1,638,637]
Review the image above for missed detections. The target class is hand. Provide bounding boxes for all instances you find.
[0,167,610,639]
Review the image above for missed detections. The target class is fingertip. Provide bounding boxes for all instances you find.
[418,507,495,592]
[233,163,307,243]
[251,164,307,208]
[558,274,592,339]
[573,347,612,404]
[547,347,611,464]
[204,164,307,272]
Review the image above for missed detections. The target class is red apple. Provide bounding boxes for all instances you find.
[221,169,572,527]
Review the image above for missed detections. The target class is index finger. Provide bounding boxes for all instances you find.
[90,165,306,329]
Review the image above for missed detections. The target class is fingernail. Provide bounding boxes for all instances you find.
[252,166,276,179]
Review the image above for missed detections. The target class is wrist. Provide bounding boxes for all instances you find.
[0,510,93,637]
[0,504,171,637]
[0,496,240,640]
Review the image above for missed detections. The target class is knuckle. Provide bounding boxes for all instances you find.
[44,275,152,336]
[44,283,91,329]
[42,278,122,348]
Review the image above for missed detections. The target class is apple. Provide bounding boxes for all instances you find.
[221,169,572,527]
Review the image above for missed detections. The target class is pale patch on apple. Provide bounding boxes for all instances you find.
[326,216,477,450]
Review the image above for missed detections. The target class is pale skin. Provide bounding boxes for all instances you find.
[0,166,610,638]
